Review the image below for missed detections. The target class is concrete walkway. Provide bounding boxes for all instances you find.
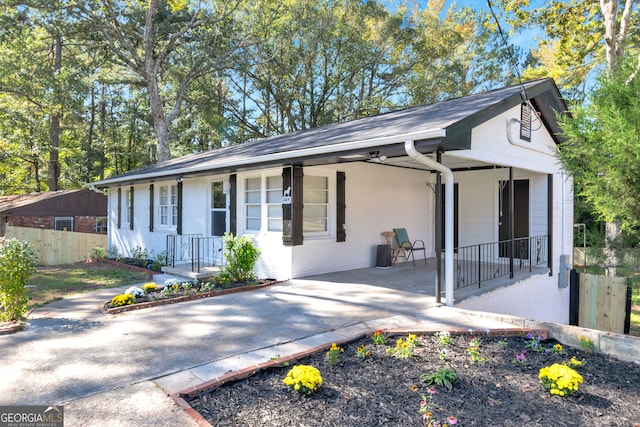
[1,279,530,427]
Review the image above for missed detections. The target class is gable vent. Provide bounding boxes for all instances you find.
[520,103,532,142]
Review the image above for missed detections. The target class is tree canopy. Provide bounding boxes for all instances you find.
[0,0,527,193]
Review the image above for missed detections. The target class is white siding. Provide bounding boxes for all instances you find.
[451,105,561,174]
[453,168,550,247]
[291,162,433,277]
[456,273,570,324]
[454,169,496,247]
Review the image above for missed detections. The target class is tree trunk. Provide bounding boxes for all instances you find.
[605,219,621,277]
[48,33,62,191]
[147,76,171,162]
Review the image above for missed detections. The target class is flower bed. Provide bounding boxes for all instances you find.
[188,332,640,426]
[103,278,280,314]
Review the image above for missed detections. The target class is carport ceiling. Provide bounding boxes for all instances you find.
[363,152,498,173]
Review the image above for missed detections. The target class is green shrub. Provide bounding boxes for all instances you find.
[222,233,261,282]
[0,238,37,321]
[90,246,107,260]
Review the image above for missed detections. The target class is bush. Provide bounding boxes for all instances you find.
[0,238,37,321]
[222,233,261,282]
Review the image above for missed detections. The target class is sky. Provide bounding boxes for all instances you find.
[442,0,546,52]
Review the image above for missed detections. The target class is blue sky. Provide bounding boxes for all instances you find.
[442,0,546,52]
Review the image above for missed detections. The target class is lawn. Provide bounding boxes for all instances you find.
[27,262,151,309]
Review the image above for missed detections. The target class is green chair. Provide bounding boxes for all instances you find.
[393,228,427,266]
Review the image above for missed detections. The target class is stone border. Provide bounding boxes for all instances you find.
[171,326,547,427]
[0,321,23,335]
[102,280,283,315]
[447,307,640,364]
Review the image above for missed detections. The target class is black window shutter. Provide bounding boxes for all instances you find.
[149,184,154,232]
[282,166,303,246]
[177,181,183,235]
[282,167,292,245]
[337,171,346,242]
[229,174,237,235]
[117,188,121,229]
[129,187,134,230]
[291,166,304,245]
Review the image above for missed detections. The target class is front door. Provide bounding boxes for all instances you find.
[499,179,529,258]
[211,180,228,264]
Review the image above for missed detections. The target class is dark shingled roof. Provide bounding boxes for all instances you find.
[0,189,107,216]
[94,78,566,187]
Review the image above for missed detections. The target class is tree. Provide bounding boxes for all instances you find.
[408,3,520,104]
[492,0,639,99]
[65,0,245,162]
[0,5,87,192]
[558,58,640,274]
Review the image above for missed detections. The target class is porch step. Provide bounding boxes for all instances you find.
[157,265,222,282]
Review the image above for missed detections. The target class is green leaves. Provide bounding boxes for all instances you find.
[0,239,37,321]
[558,56,640,237]
[222,233,261,283]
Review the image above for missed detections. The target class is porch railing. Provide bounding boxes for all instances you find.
[191,236,224,273]
[454,235,548,289]
[166,234,202,267]
[166,234,224,273]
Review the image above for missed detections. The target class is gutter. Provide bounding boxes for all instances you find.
[94,128,447,187]
[405,140,455,307]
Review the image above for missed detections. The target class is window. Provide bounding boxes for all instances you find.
[159,184,178,227]
[245,177,261,231]
[266,176,283,232]
[96,217,107,234]
[211,181,226,236]
[303,176,328,233]
[55,217,73,232]
[125,189,132,226]
[244,174,283,233]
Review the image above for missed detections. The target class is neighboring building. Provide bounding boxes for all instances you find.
[93,78,574,322]
[0,189,108,236]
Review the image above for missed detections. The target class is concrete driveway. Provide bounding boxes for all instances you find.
[0,279,521,426]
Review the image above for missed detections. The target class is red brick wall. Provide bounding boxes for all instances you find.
[8,216,106,234]
[11,216,54,229]
[75,216,101,233]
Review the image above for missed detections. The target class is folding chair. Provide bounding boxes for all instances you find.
[393,228,427,266]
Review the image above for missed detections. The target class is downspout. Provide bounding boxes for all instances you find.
[405,140,455,306]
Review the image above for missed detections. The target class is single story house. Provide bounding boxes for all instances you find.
[93,78,573,322]
[0,189,108,236]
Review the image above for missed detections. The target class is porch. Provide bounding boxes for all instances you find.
[159,254,549,305]
[299,259,549,304]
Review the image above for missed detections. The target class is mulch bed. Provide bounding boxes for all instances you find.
[189,334,640,426]
[103,279,281,314]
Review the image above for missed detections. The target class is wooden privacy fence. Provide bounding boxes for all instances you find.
[577,273,629,334]
[5,225,107,265]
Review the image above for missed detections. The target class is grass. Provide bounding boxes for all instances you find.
[27,262,151,309]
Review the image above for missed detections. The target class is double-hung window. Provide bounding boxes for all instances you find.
[124,189,132,226]
[245,177,262,231]
[159,184,178,227]
[266,176,283,232]
[303,176,328,233]
[244,174,283,233]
